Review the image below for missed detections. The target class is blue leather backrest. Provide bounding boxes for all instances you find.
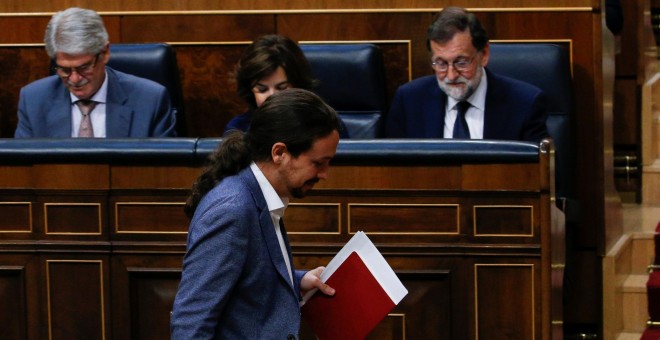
[488,43,574,201]
[107,43,186,136]
[301,44,387,139]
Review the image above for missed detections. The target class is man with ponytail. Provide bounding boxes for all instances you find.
[171,88,340,339]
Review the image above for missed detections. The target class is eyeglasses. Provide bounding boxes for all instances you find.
[430,55,476,73]
[53,53,101,78]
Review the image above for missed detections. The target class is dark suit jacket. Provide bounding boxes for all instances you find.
[14,67,176,138]
[385,69,548,142]
[171,167,305,339]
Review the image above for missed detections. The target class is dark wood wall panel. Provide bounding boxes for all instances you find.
[44,203,102,235]
[0,202,32,232]
[0,47,49,137]
[46,259,108,340]
[128,270,181,340]
[0,266,27,340]
[110,254,184,340]
[0,0,593,12]
[115,202,187,233]
[120,15,275,42]
[320,165,463,189]
[287,203,341,234]
[475,264,536,340]
[348,203,460,234]
[110,166,199,189]
[473,205,534,236]
[34,164,110,189]
[613,78,639,145]
[174,44,248,137]
[280,13,433,78]
[366,313,406,340]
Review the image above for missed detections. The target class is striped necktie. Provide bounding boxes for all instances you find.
[76,100,97,138]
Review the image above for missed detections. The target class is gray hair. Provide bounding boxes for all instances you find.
[44,7,109,58]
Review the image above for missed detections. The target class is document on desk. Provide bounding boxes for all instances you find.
[301,231,408,340]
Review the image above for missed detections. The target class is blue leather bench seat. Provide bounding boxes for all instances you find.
[0,138,538,166]
[0,138,197,163]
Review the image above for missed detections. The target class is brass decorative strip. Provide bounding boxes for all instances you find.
[347,203,460,235]
[287,202,341,235]
[473,205,534,237]
[114,202,187,234]
[0,202,32,233]
[0,8,596,17]
[46,260,106,340]
[44,203,102,235]
[474,263,535,340]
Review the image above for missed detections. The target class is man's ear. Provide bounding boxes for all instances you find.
[271,142,287,164]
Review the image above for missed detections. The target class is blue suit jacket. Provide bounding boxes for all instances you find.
[171,167,305,339]
[14,67,176,138]
[385,69,548,142]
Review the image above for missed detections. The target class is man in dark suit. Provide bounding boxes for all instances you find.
[171,89,338,339]
[385,6,548,142]
[14,7,176,138]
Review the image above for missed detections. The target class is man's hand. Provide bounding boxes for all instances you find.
[301,266,335,296]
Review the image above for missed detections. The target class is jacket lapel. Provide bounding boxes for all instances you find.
[105,68,133,138]
[46,84,73,138]
[240,168,297,295]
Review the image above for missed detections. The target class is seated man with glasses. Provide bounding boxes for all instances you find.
[384,6,548,142]
[14,7,176,138]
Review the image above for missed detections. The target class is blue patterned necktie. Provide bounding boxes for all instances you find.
[452,101,471,139]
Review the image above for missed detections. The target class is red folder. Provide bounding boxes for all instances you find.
[302,251,396,340]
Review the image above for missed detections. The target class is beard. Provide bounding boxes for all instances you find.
[290,178,319,199]
[437,66,483,101]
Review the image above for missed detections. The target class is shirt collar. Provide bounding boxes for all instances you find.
[249,162,289,218]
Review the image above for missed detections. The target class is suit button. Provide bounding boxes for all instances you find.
[287,334,296,340]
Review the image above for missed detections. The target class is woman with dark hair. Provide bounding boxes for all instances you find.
[224,34,349,137]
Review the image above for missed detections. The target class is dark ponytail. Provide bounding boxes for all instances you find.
[184,131,251,218]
